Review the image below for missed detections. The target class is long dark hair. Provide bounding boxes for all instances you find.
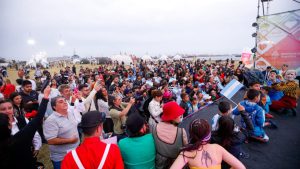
[216,116,234,148]
[96,88,108,102]
[9,92,21,106]
[95,88,108,111]
[181,119,211,154]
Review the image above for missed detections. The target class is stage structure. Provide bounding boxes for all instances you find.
[251,0,300,73]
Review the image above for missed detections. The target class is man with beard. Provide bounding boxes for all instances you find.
[19,80,39,110]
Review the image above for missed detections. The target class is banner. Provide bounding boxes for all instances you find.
[241,52,253,68]
[256,9,300,74]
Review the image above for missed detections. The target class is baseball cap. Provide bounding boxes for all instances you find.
[126,113,146,137]
[78,111,106,128]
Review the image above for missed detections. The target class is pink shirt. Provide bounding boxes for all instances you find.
[157,122,188,145]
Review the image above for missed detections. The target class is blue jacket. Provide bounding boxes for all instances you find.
[233,100,265,137]
[267,79,283,101]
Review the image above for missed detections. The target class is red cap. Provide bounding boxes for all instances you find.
[161,101,185,121]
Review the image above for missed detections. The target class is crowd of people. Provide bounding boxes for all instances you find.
[0,58,298,169]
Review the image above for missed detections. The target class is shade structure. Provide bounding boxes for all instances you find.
[26,52,49,68]
[159,55,168,60]
[173,55,182,60]
[110,54,133,65]
[141,55,152,61]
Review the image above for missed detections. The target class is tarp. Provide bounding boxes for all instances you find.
[243,68,264,87]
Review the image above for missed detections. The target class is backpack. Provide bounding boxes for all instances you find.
[243,68,264,87]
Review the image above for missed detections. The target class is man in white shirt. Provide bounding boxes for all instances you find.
[78,82,101,114]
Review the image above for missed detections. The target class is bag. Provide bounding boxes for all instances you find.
[243,69,264,87]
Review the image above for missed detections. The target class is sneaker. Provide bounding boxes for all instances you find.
[268,120,278,129]
[264,120,278,129]
[265,113,274,119]
[250,135,269,143]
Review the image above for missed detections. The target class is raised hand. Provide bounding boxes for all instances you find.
[129,97,135,104]
[71,93,77,103]
[76,91,82,100]
[237,103,245,112]
[43,86,51,99]
[94,80,102,92]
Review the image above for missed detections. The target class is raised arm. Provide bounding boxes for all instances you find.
[237,103,254,131]
[83,82,101,113]
[13,86,50,143]
[119,98,135,117]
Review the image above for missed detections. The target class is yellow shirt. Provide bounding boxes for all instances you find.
[190,165,221,169]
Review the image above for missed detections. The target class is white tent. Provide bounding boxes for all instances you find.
[0,63,9,67]
[72,58,81,64]
[159,55,168,60]
[141,55,152,61]
[173,55,182,60]
[110,54,133,65]
[26,51,49,68]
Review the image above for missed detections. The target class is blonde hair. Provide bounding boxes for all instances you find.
[5,79,11,84]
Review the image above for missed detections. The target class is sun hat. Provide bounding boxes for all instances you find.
[161,101,184,121]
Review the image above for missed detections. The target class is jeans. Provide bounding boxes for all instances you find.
[52,160,61,169]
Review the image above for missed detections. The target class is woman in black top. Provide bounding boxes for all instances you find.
[234,69,244,83]
[10,92,24,118]
[211,116,247,169]
[0,86,50,169]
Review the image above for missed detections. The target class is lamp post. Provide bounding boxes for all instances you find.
[252,0,261,69]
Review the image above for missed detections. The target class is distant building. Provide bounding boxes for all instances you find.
[71,54,80,60]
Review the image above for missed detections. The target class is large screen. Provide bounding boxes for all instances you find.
[256,9,300,74]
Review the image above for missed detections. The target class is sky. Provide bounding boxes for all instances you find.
[0,0,298,60]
